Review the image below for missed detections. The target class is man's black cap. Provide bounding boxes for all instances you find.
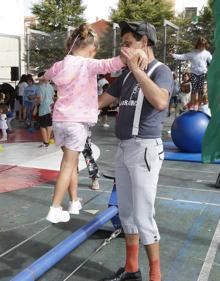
[119,21,157,45]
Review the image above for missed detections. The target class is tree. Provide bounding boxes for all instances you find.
[28,0,86,73]
[96,0,174,61]
[111,0,173,27]
[166,5,214,72]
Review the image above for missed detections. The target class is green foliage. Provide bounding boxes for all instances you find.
[97,0,174,60]
[29,0,85,73]
[96,25,115,59]
[32,0,86,32]
[111,0,173,27]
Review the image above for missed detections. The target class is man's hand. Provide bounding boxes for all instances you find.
[120,47,148,72]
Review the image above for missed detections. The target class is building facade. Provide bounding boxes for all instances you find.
[0,0,25,82]
[171,0,209,17]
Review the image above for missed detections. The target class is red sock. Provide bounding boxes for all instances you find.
[149,260,161,281]
[125,244,139,273]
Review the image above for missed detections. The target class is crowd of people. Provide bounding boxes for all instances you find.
[0,19,214,281]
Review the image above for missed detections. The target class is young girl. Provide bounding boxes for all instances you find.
[23,76,37,127]
[44,23,143,223]
[0,105,8,142]
[177,72,192,113]
[171,37,212,110]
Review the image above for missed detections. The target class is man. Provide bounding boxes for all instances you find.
[99,21,173,281]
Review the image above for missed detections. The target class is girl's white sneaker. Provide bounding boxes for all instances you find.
[68,199,82,215]
[46,206,70,223]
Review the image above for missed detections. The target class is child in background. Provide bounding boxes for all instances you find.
[168,73,180,116]
[177,72,192,113]
[44,23,144,223]
[17,74,28,121]
[23,76,37,127]
[6,109,14,133]
[0,105,8,142]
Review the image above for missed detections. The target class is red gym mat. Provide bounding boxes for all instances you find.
[0,165,16,173]
[7,128,42,143]
[0,166,59,193]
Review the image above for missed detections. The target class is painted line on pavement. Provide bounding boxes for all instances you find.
[197,217,220,281]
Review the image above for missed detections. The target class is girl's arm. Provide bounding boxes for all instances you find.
[44,60,63,81]
[89,48,147,75]
[88,56,125,76]
[172,52,193,61]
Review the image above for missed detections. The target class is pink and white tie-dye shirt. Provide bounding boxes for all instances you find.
[44,55,124,124]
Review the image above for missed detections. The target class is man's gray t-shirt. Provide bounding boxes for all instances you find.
[107,59,173,140]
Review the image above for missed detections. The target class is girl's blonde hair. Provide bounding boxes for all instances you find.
[66,23,99,55]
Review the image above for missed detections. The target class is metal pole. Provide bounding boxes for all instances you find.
[11,206,118,281]
[18,36,22,79]
[112,23,119,57]
[163,20,179,65]
[26,29,30,74]
[163,24,167,64]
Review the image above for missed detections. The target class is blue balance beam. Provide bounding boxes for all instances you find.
[11,206,118,281]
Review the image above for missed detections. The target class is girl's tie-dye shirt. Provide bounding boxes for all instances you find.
[44,55,124,124]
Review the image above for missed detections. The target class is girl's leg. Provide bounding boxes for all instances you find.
[67,163,82,214]
[198,75,205,106]
[194,92,199,110]
[52,147,79,206]
[46,147,79,223]
[68,161,79,202]
[0,129,7,141]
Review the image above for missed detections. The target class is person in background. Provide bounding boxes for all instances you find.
[177,72,192,114]
[17,74,28,121]
[168,72,180,116]
[36,72,55,148]
[171,37,212,110]
[0,105,8,142]
[99,83,111,127]
[98,74,110,127]
[23,76,37,127]
[82,129,100,190]
[0,83,16,112]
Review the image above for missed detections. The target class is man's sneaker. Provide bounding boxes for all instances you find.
[46,206,70,223]
[101,267,142,281]
[91,178,100,190]
[103,123,110,128]
[68,199,82,215]
[38,143,49,148]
